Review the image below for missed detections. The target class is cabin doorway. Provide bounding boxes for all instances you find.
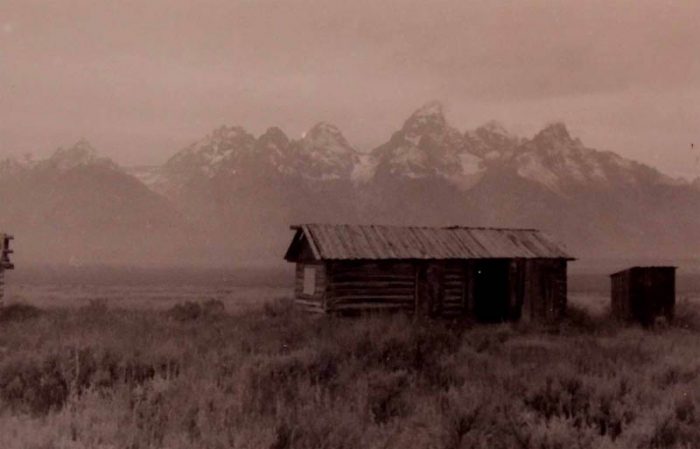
[416,262,444,317]
[473,260,510,322]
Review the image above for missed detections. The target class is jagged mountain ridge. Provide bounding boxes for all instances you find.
[2,102,699,265]
[141,101,699,262]
[150,101,684,195]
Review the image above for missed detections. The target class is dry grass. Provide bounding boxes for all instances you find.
[0,297,699,448]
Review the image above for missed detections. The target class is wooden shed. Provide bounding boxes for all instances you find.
[284,224,574,322]
[610,266,676,326]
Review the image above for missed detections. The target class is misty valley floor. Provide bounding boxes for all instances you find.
[1,295,700,448]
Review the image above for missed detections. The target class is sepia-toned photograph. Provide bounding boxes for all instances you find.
[1,1,699,447]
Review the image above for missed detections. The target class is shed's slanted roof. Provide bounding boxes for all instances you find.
[285,224,573,261]
[610,266,677,277]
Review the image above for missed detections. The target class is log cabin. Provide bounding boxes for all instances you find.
[284,224,574,322]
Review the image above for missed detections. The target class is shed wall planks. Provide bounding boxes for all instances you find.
[611,267,675,326]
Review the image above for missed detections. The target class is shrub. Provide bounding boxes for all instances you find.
[672,299,700,331]
[0,355,69,416]
[167,301,201,322]
[0,303,42,323]
[167,299,227,322]
[202,298,225,317]
[79,298,109,318]
[240,349,319,416]
[563,303,598,331]
[366,369,410,424]
[3,300,700,448]
[263,297,295,318]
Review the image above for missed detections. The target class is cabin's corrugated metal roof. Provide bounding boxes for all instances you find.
[291,224,573,260]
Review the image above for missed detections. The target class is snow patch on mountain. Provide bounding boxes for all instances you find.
[386,146,430,178]
[516,152,562,190]
[465,120,521,160]
[351,153,378,182]
[458,152,483,176]
[127,165,164,189]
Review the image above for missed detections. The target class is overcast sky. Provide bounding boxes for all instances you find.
[1,0,699,177]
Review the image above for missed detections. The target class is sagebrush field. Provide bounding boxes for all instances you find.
[0,292,700,449]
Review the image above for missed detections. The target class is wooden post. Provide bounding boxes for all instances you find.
[0,268,4,309]
[0,234,15,310]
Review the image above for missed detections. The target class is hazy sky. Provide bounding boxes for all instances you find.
[1,0,699,177]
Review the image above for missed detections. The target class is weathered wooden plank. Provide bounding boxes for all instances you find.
[444,275,464,281]
[331,264,414,274]
[294,299,325,313]
[331,300,414,308]
[332,303,412,311]
[331,289,414,296]
[330,271,413,279]
[332,294,414,302]
[330,281,415,288]
[441,302,464,309]
[330,273,414,281]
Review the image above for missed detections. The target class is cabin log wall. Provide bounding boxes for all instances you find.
[293,257,569,322]
[326,261,416,312]
[441,262,465,316]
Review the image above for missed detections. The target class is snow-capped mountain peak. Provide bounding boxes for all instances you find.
[255,127,295,175]
[532,122,577,147]
[289,122,359,180]
[373,102,483,184]
[511,122,678,193]
[257,127,291,159]
[165,125,256,178]
[401,100,447,135]
[259,127,290,148]
[301,122,353,156]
